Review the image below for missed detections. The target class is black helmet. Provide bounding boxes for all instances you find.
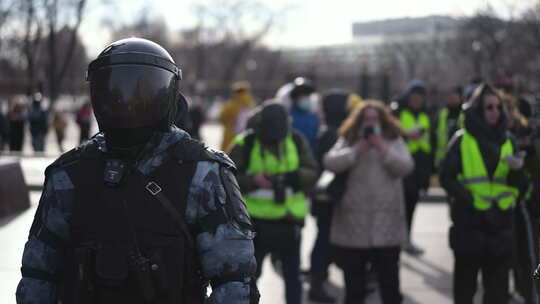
[289,77,315,101]
[86,37,182,130]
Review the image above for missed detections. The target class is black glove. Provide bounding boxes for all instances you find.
[249,278,260,304]
[284,171,300,191]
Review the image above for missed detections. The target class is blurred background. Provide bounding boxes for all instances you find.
[2,1,540,303]
[1,0,540,117]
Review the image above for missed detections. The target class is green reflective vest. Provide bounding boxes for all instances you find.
[435,108,449,165]
[400,109,431,154]
[458,131,519,211]
[235,134,308,220]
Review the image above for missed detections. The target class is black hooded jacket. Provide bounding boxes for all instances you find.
[440,99,528,218]
[315,91,350,165]
[440,97,529,256]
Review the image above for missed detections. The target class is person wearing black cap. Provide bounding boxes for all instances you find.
[16,38,259,304]
[395,80,433,255]
[228,101,319,304]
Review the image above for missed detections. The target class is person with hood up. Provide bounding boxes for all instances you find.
[219,81,256,151]
[289,77,320,151]
[395,80,433,255]
[324,100,414,304]
[435,86,463,168]
[308,90,360,303]
[440,83,528,304]
[228,102,319,304]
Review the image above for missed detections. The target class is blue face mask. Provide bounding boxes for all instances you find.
[298,97,313,112]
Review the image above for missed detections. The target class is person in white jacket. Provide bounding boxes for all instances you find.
[324,100,414,304]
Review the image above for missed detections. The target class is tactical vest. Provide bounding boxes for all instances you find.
[458,131,519,211]
[235,133,308,220]
[435,108,449,165]
[400,109,431,154]
[60,142,205,304]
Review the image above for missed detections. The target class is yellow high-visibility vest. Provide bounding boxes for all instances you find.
[435,108,449,165]
[234,134,308,220]
[400,109,431,154]
[458,131,519,211]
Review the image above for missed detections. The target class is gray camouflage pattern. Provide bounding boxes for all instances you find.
[16,127,256,303]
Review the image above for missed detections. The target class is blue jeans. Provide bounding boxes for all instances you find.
[32,134,45,152]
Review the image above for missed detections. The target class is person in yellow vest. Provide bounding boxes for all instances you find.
[434,86,463,168]
[440,84,528,304]
[395,80,433,255]
[219,81,256,150]
[228,102,319,304]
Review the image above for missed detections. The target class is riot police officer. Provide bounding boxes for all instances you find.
[16,38,259,304]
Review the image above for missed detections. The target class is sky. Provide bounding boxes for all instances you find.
[81,0,536,57]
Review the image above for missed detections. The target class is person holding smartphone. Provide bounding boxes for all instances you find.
[324,100,413,304]
[440,83,528,304]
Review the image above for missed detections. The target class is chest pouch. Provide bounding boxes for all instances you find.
[95,243,130,286]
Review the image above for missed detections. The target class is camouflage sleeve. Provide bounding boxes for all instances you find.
[16,168,74,304]
[186,161,258,304]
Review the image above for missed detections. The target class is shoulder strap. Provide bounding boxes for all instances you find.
[143,180,195,248]
[290,130,304,155]
[242,132,257,171]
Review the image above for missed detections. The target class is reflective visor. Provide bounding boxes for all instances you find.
[90,65,177,129]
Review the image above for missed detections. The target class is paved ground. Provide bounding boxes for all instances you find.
[0,122,481,303]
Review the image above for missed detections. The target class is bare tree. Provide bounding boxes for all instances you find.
[22,0,43,93]
[44,0,87,104]
[0,0,17,50]
[190,0,277,85]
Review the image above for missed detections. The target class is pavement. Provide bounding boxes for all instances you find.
[0,122,470,303]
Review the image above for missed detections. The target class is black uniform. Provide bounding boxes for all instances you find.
[16,37,259,304]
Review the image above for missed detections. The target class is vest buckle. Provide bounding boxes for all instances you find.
[145,181,162,196]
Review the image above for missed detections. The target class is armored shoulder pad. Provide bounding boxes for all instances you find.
[45,140,101,176]
[45,148,81,176]
[204,147,237,171]
[173,137,236,171]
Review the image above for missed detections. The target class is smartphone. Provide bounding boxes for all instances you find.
[363,126,374,138]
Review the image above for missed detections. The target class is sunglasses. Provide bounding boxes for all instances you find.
[484,104,503,111]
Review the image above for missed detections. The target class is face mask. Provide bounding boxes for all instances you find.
[298,97,313,112]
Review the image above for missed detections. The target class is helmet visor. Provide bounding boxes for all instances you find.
[90,65,177,129]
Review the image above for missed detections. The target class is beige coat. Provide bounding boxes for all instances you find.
[323,136,414,249]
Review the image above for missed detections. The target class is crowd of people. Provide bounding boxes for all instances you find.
[13,38,540,304]
[220,76,540,304]
[0,95,93,153]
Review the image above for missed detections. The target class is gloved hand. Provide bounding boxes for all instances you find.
[505,152,526,170]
